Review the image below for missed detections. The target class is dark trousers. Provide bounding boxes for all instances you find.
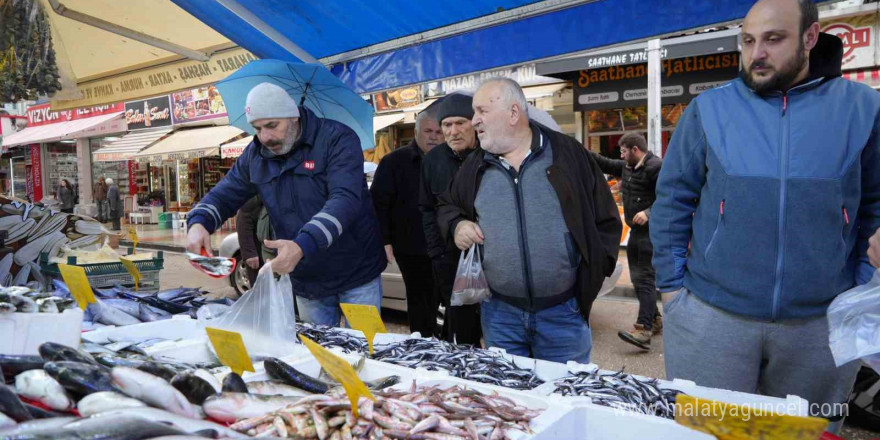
[627,227,659,329]
[395,254,438,338]
[61,208,73,214]
[432,251,482,346]
[110,210,121,231]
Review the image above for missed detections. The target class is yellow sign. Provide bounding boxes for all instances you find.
[299,335,374,417]
[340,303,386,355]
[57,264,97,310]
[205,327,255,376]
[675,394,829,440]
[127,226,139,253]
[119,257,141,291]
[50,47,258,111]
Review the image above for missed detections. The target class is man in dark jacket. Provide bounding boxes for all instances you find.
[371,107,444,337]
[591,133,663,350]
[419,93,482,346]
[651,0,880,429]
[187,82,386,327]
[236,196,265,286]
[438,79,621,363]
[94,176,108,222]
[105,178,121,231]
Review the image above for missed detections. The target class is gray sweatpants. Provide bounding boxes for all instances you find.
[664,288,860,433]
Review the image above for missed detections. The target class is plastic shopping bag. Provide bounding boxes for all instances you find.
[451,244,491,306]
[207,262,298,358]
[828,269,880,373]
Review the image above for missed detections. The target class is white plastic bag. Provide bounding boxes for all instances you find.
[207,262,298,358]
[451,244,491,306]
[828,270,880,373]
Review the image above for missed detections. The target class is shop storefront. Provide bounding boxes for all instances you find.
[822,7,879,91]
[1,103,127,205]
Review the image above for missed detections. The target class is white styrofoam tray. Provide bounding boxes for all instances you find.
[0,308,83,355]
[81,315,203,344]
[540,401,715,440]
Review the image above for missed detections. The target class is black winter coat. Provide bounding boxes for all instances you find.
[370,141,429,256]
[591,151,662,229]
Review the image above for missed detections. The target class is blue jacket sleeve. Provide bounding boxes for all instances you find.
[650,102,708,292]
[856,119,880,285]
[187,154,257,234]
[292,125,364,258]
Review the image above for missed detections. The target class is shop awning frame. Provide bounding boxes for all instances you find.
[1,112,125,150]
[843,68,880,90]
[133,125,245,162]
[92,128,174,162]
[373,114,406,135]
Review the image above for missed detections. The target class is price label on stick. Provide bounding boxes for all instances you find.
[340,303,386,355]
[119,257,141,291]
[127,226,138,253]
[57,264,96,310]
[205,327,255,376]
[675,394,829,440]
[299,335,374,417]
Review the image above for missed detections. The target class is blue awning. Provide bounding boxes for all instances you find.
[172,0,826,94]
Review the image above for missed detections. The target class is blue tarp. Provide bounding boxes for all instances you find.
[172,0,822,94]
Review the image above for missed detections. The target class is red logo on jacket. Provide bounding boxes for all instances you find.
[304,160,315,170]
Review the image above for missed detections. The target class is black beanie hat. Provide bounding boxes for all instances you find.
[436,93,474,123]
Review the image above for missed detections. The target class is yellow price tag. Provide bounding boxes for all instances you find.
[127,226,138,253]
[205,327,255,376]
[340,303,386,355]
[57,264,97,310]
[299,335,374,417]
[119,257,141,291]
[675,394,829,440]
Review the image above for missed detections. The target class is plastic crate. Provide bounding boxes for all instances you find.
[39,249,164,290]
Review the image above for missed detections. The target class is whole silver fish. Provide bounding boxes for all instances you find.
[76,391,147,417]
[202,392,309,423]
[84,407,248,438]
[110,367,197,419]
[552,368,682,419]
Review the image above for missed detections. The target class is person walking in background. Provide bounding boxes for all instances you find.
[419,93,483,346]
[438,79,621,363]
[93,176,108,222]
[590,132,663,350]
[105,178,122,231]
[371,107,444,337]
[650,0,880,430]
[57,179,75,214]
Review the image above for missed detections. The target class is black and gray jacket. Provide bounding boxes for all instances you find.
[592,151,662,228]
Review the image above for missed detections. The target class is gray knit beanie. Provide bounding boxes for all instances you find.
[245,83,300,123]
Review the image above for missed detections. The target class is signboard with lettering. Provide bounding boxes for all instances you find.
[373,86,422,112]
[26,103,124,127]
[171,85,227,124]
[574,52,740,111]
[29,145,43,202]
[125,96,172,130]
[821,12,878,70]
[50,48,258,111]
[424,63,562,97]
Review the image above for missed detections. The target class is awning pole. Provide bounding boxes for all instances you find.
[647,38,663,157]
[46,0,211,62]
[214,0,319,64]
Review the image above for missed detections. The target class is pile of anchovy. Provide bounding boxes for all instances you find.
[552,368,682,419]
[372,339,544,391]
[297,323,368,353]
[229,383,541,439]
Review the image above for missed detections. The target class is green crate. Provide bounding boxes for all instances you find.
[39,249,164,289]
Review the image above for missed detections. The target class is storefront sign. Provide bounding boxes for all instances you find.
[26,103,124,127]
[50,48,258,111]
[574,52,740,111]
[125,96,173,130]
[137,148,218,163]
[424,63,561,97]
[821,12,878,70]
[171,85,228,124]
[373,86,422,112]
[128,161,138,196]
[221,143,248,159]
[29,145,43,202]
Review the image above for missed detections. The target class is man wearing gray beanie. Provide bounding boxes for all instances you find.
[418,92,482,346]
[187,82,386,326]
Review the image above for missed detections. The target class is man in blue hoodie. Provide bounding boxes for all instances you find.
[651,0,880,427]
[186,82,386,326]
